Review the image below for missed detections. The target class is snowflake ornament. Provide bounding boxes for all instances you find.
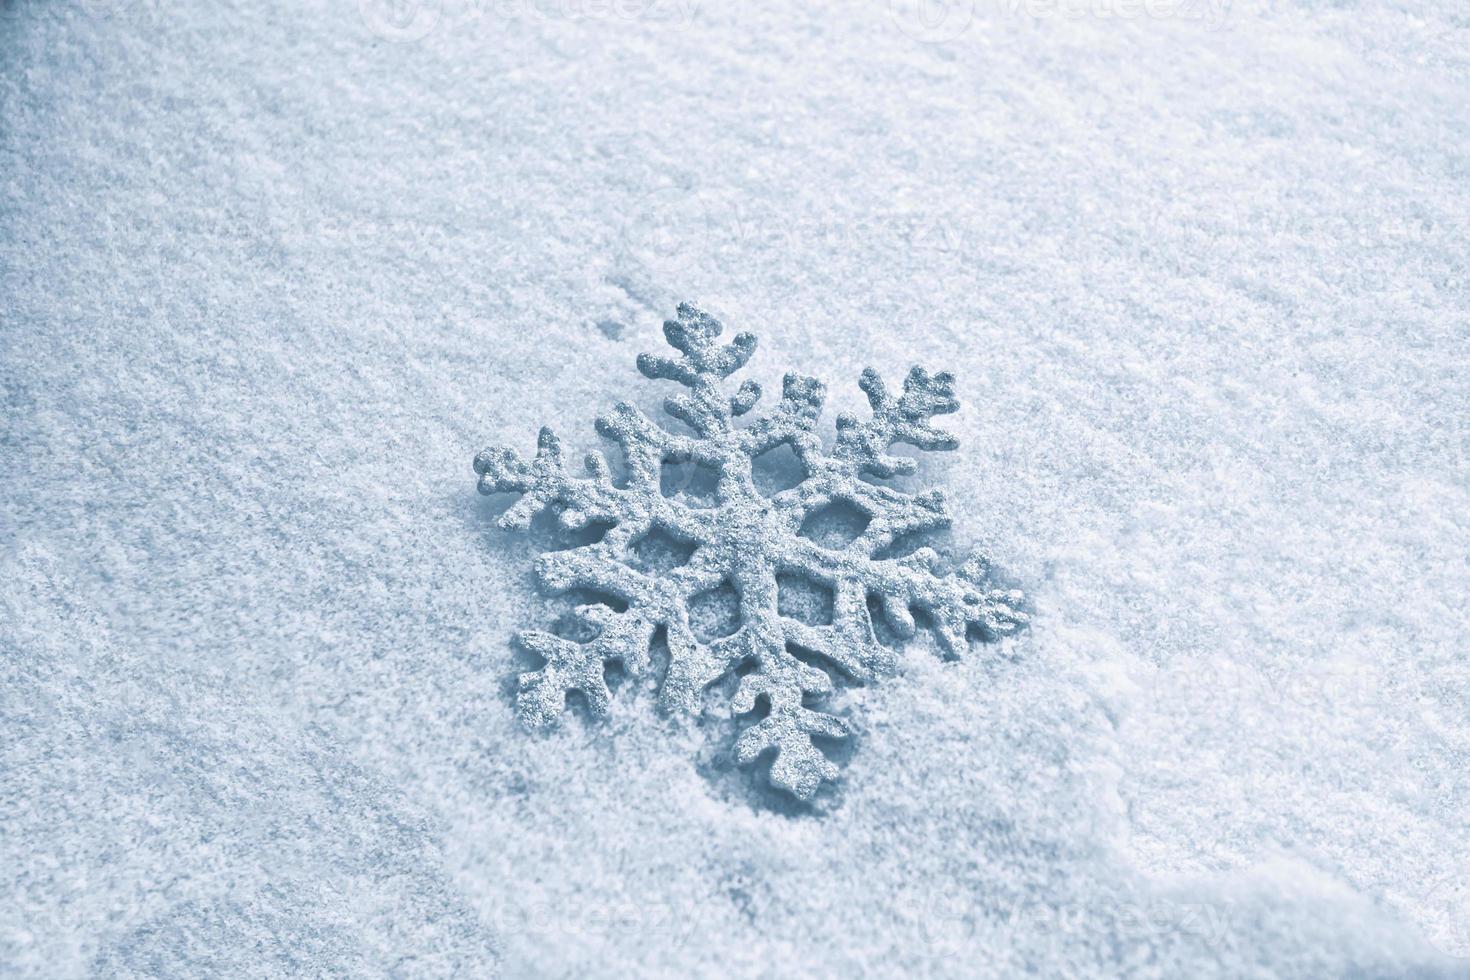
[474,304,1025,799]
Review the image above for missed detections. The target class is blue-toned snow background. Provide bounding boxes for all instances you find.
[3,0,1467,975]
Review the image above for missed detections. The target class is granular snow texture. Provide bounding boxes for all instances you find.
[2,0,1467,976]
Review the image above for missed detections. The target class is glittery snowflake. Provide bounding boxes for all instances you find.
[474,304,1025,799]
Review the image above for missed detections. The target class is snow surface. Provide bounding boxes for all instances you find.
[2,0,1467,976]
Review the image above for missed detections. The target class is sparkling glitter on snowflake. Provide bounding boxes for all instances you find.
[474,304,1025,799]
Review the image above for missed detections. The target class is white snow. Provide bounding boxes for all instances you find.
[2,0,1466,975]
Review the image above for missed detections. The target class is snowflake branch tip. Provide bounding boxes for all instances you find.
[729,378,762,416]
[833,365,963,478]
[637,303,758,388]
[516,630,611,725]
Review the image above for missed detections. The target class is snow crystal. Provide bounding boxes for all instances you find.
[475,303,1025,798]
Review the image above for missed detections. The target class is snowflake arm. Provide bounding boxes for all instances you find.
[833,367,961,478]
[473,427,625,532]
[635,306,759,439]
[517,608,655,728]
[732,646,847,801]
